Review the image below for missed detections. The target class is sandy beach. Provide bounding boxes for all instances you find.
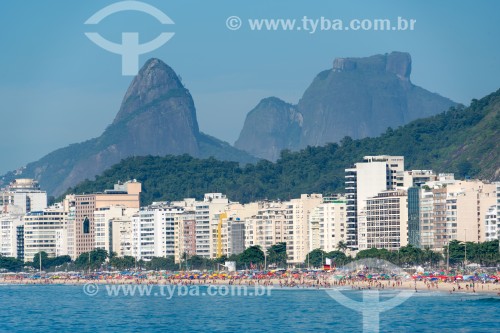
[2,276,500,296]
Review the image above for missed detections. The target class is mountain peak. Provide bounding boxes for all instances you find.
[2,58,256,196]
[236,52,456,160]
[333,51,411,80]
[385,51,412,80]
[139,58,180,84]
[114,58,184,124]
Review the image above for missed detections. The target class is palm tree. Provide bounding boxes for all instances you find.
[337,241,348,253]
[423,247,433,267]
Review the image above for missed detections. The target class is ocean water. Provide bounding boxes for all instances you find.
[0,285,499,332]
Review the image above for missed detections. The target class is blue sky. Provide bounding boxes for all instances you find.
[0,0,499,174]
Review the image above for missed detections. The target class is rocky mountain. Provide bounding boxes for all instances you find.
[235,52,458,161]
[234,97,302,160]
[67,88,500,205]
[0,59,255,196]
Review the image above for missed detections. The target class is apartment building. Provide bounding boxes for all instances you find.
[285,194,323,264]
[308,197,347,252]
[173,211,196,264]
[484,206,497,241]
[23,205,68,262]
[0,214,22,258]
[445,180,496,245]
[0,179,47,214]
[70,180,141,259]
[358,190,408,251]
[195,193,228,258]
[133,203,183,261]
[94,205,137,256]
[345,156,404,249]
[245,201,287,250]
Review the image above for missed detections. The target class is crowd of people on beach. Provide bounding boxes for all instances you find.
[2,269,499,295]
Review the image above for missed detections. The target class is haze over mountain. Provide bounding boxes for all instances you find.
[0,53,466,197]
[235,52,458,161]
[67,88,500,205]
[0,59,255,196]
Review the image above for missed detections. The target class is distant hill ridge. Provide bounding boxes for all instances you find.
[65,88,500,205]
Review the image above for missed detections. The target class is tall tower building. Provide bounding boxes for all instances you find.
[345,156,404,249]
[195,193,228,258]
[286,194,323,264]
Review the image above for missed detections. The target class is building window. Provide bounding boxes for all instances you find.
[83,217,90,234]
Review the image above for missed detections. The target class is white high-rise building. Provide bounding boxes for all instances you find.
[0,214,23,258]
[65,196,77,260]
[55,229,68,257]
[245,201,287,250]
[418,189,436,249]
[195,193,228,258]
[345,156,404,249]
[484,206,497,242]
[207,202,260,260]
[23,205,68,262]
[286,194,323,264]
[309,197,347,253]
[358,190,408,251]
[1,179,47,214]
[94,205,137,255]
[243,195,323,264]
[415,178,496,251]
[403,170,437,188]
[132,203,184,261]
[445,180,496,245]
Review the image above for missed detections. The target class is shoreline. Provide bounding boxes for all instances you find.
[2,278,500,296]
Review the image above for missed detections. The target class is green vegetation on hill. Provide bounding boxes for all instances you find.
[65,89,500,205]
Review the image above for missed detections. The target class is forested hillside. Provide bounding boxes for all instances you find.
[65,89,500,204]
